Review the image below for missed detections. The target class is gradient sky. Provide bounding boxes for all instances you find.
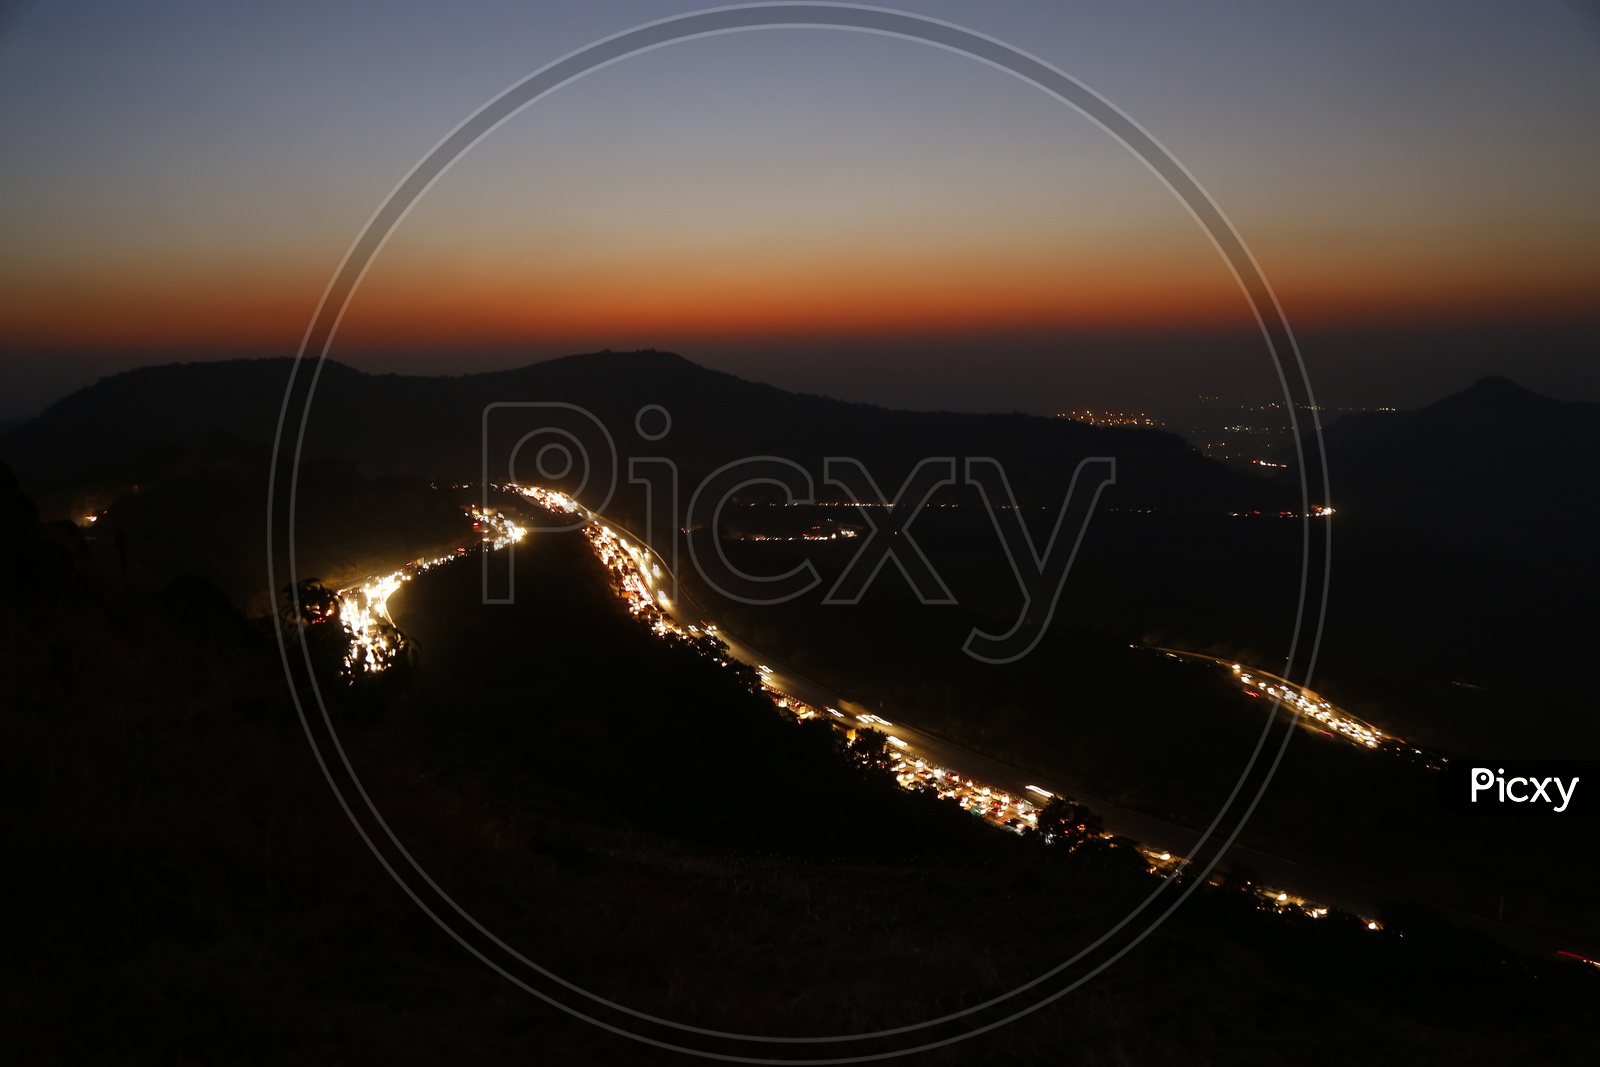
[2,1,1597,420]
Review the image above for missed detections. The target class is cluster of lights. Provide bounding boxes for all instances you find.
[1138,845,1381,928]
[514,485,582,517]
[1057,410,1163,427]
[763,688,1046,832]
[735,528,861,542]
[862,719,1043,830]
[586,523,672,622]
[332,504,526,679]
[506,483,1057,838]
[1225,506,1336,518]
[756,500,920,508]
[1231,664,1387,750]
[509,484,702,649]
[923,770,1041,830]
[337,574,406,676]
[501,484,1383,929]
[1160,648,1407,755]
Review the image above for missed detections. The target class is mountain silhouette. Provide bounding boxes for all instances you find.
[0,350,1282,516]
[1309,375,1600,573]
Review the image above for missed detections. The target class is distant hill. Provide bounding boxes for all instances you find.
[0,350,1282,517]
[1309,376,1600,573]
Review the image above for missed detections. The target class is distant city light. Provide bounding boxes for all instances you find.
[1056,409,1163,427]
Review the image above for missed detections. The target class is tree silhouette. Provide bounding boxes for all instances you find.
[280,579,340,633]
[849,728,894,773]
[1033,796,1105,853]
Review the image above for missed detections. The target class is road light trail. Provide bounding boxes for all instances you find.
[1153,647,1448,768]
[329,501,526,680]
[333,482,1588,959]
[499,483,1387,930]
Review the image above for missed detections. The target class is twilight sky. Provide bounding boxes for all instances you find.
[2,0,1597,421]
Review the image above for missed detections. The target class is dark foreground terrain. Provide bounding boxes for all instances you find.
[3,462,1597,1066]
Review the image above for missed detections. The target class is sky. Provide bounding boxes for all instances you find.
[2,0,1597,421]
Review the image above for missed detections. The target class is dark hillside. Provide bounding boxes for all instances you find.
[1308,375,1600,573]
[6,463,1596,1063]
[2,351,1282,517]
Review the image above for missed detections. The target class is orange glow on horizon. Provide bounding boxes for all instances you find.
[3,253,1596,355]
